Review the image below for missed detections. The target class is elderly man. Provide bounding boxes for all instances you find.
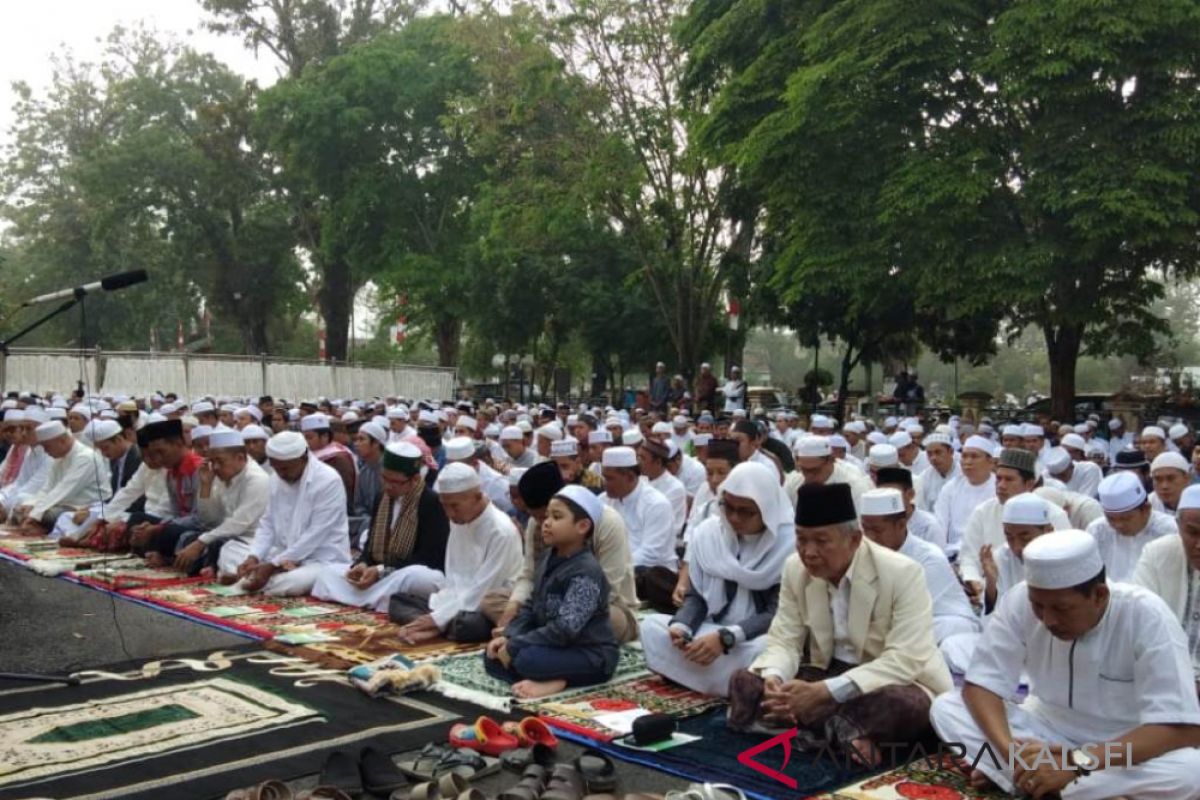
[388,462,521,643]
[499,425,537,469]
[915,433,960,512]
[15,421,111,536]
[960,448,1070,605]
[934,435,999,559]
[601,445,678,613]
[932,530,1200,799]
[51,419,141,541]
[300,413,356,514]
[484,462,639,644]
[727,483,952,765]
[0,410,52,523]
[785,436,872,511]
[1086,471,1177,582]
[694,363,718,414]
[313,442,449,611]
[1149,452,1190,514]
[1134,484,1200,692]
[226,431,351,595]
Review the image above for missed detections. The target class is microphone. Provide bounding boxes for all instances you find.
[21,270,149,307]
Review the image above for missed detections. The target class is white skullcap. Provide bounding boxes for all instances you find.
[796,436,832,458]
[3,410,25,423]
[693,433,712,447]
[506,467,527,487]
[883,416,898,428]
[810,414,833,429]
[866,431,887,446]
[551,439,579,457]
[1044,447,1072,476]
[1177,484,1200,513]
[888,432,912,449]
[1098,471,1147,514]
[1061,433,1088,452]
[1141,425,1166,441]
[339,411,359,424]
[47,407,67,421]
[191,424,213,440]
[457,416,478,432]
[219,403,238,413]
[963,435,996,456]
[904,423,923,435]
[516,420,533,434]
[844,421,867,434]
[651,422,673,436]
[868,444,899,468]
[1021,423,1044,438]
[622,429,644,447]
[209,428,245,449]
[1001,424,1022,437]
[35,421,67,443]
[602,446,638,469]
[588,430,612,445]
[860,488,905,517]
[1169,423,1190,441]
[924,433,952,448]
[666,440,680,459]
[1072,423,1089,435]
[435,462,482,494]
[1034,485,1068,510]
[1023,530,1105,590]
[299,413,330,432]
[443,436,476,462]
[0,400,14,411]
[732,409,747,419]
[69,403,93,418]
[240,406,264,422]
[387,406,410,421]
[1003,493,1051,526]
[266,431,307,460]
[672,415,689,427]
[85,419,122,443]
[241,424,269,441]
[1107,418,1123,430]
[1086,441,1108,457]
[1151,451,1189,474]
[484,424,501,438]
[537,424,564,442]
[191,401,215,414]
[418,410,439,426]
[499,425,524,442]
[828,434,849,450]
[555,484,603,529]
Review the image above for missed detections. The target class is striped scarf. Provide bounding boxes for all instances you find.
[1,445,26,487]
[369,476,426,566]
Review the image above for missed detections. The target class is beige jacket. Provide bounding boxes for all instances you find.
[1132,534,1190,622]
[751,537,953,698]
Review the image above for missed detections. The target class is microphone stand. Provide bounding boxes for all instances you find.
[0,289,87,684]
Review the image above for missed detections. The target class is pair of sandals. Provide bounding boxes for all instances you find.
[224,780,349,800]
[399,742,501,782]
[449,716,559,757]
[401,772,480,800]
[499,754,616,800]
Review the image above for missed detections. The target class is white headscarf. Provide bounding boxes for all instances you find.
[687,462,795,618]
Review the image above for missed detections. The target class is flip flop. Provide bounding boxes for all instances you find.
[398,743,455,779]
[225,780,293,800]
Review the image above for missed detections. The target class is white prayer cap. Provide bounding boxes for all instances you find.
[1003,493,1051,526]
[963,435,996,456]
[1072,423,1089,435]
[0,400,14,411]
[240,405,264,422]
[499,425,524,442]
[924,433,952,449]
[810,414,833,429]
[358,421,387,445]
[860,488,905,517]
[888,432,912,449]
[868,444,899,468]
[666,440,680,459]
[1021,423,1044,438]
[3,410,25,423]
[1141,425,1166,441]
[1151,451,1189,474]
[555,484,603,529]
[191,401,215,414]
[1034,485,1068,510]
[417,410,439,426]
[241,424,269,441]
[1107,418,1124,430]
[484,424,501,439]
[99,409,118,420]
[732,409,748,419]
[339,411,360,424]
[1060,433,1087,452]
[209,428,245,449]
[672,415,689,427]
[85,419,122,443]
[1001,424,1022,437]
[266,431,307,461]
[537,424,564,442]
[829,434,850,450]
[655,361,665,368]
[551,439,578,458]
[457,416,478,432]
[602,446,638,469]
[651,422,673,436]
[1044,447,1072,476]
[844,421,867,434]
[866,431,887,446]
[69,403,92,418]
[435,462,482,494]
[1169,423,1190,441]
[693,433,712,447]
[287,409,300,422]
[904,423,923,435]
[219,403,239,413]
[387,406,410,421]
[516,420,533,434]
[882,416,897,428]
[794,436,831,458]
[1098,471,1147,514]
[1176,484,1200,513]
[35,421,67,442]
[191,424,213,440]
[507,467,527,487]
[1086,440,1108,458]
[588,430,612,445]
[622,429,644,447]
[444,436,476,462]
[1023,530,1105,590]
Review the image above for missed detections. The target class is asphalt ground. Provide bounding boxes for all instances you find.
[0,560,695,799]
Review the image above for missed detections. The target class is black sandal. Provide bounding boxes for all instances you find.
[574,750,616,794]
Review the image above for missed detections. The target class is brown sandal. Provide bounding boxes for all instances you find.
[225,780,294,800]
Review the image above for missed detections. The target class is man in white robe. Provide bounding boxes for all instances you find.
[601,445,678,613]
[0,411,52,521]
[1047,439,1102,498]
[1035,484,1104,532]
[639,438,687,537]
[1149,451,1190,514]
[932,530,1200,799]
[934,435,998,559]
[389,462,521,643]
[226,431,351,596]
[1086,470,1177,583]
[16,422,111,536]
[1106,417,1135,462]
[915,433,960,512]
[785,436,873,512]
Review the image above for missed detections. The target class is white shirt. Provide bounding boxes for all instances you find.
[647,472,687,537]
[603,481,678,571]
[722,380,746,412]
[676,454,707,498]
[909,450,930,476]
[993,543,1024,602]
[197,460,271,546]
[898,533,979,642]
[0,446,50,510]
[784,458,873,515]
[1086,510,1177,583]
[28,441,112,521]
[1062,460,1103,498]
[959,496,1070,585]
[968,582,1200,743]
[1108,432,1135,461]
[682,482,719,548]
[478,461,514,514]
[916,460,960,512]
[934,474,996,558]
[102,462,171,521]
[427,501,522,628]
[1064,491,1104,530]
[250,456,350,568]
[908,508,948,550]
[828,571,858,665]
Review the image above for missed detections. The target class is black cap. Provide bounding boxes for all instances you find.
[706,439,740,464]
[874,467,913,489]
[1113,450,1149,469]
[795,482,857,527]
[518,462,565,510]
[138,419,184,447]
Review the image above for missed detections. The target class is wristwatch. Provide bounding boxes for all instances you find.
[1070,748,1100,776]
[717,628,736,654]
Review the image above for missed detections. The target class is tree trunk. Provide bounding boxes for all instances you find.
[1045,322,1082,422]
[318,258,352,362]
[835,346,857,425]
[434,316,461,368]
[591,353,609,400]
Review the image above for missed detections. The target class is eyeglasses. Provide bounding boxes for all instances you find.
[719,500,760,520]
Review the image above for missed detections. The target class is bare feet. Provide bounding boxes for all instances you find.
[847,737,881,767]
[218,572,240,586]
[145,552,166,568]
[512,679,568,699]
[968,768,999,791]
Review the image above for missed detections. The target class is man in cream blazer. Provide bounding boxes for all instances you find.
[728,482,952,765]
[1133,484,1200,693]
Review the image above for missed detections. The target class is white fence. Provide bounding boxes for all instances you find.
[0,349,456,401]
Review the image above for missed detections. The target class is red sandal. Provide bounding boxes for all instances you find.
[449,716,520,756]
[502,717,559,749]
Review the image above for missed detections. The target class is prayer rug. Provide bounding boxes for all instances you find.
[0,646,488,800]
[0,532,196,589]
[426,646,651,712]
[531,674,725,741]
[804,754,1009,799]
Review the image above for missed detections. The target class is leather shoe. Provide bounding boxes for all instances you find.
[361,746,408,795]
[319,750,363,797]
